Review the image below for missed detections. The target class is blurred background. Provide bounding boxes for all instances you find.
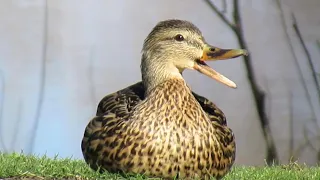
[0,0,319,166]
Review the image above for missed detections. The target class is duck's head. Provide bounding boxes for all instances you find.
[141,19,248,92]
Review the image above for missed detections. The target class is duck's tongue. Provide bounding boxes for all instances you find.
[193,45,249,88]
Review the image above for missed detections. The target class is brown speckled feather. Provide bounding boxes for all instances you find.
[81,80,235,179]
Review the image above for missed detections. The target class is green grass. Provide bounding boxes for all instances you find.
[0,152,319,180]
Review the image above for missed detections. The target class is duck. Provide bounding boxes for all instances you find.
[81,19,248,179]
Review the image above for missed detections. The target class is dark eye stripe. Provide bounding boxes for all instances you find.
[161,34,203,49]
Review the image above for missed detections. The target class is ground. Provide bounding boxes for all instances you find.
[0,152,319,179]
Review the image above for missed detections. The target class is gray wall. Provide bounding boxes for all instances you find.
[0,0,319,165]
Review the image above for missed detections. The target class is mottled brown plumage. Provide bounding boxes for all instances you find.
[81,19,248,179]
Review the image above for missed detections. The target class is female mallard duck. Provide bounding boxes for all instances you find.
[81,19,248,179]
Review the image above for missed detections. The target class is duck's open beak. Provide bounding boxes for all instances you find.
[193,44,248,88]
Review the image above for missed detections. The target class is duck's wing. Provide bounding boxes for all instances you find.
[84,81,144,143]
[81,82,145,171]
[191,92,227,126]
[96,82,145,117]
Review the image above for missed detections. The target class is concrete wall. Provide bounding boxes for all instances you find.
[0,0,319,165]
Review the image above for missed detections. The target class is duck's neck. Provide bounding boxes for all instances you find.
[141,54,184,96]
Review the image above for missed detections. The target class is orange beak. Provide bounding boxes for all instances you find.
[193,44,248,88]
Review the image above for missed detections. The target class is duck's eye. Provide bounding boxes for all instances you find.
[209,47,216,52]
[174,34,184,41]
